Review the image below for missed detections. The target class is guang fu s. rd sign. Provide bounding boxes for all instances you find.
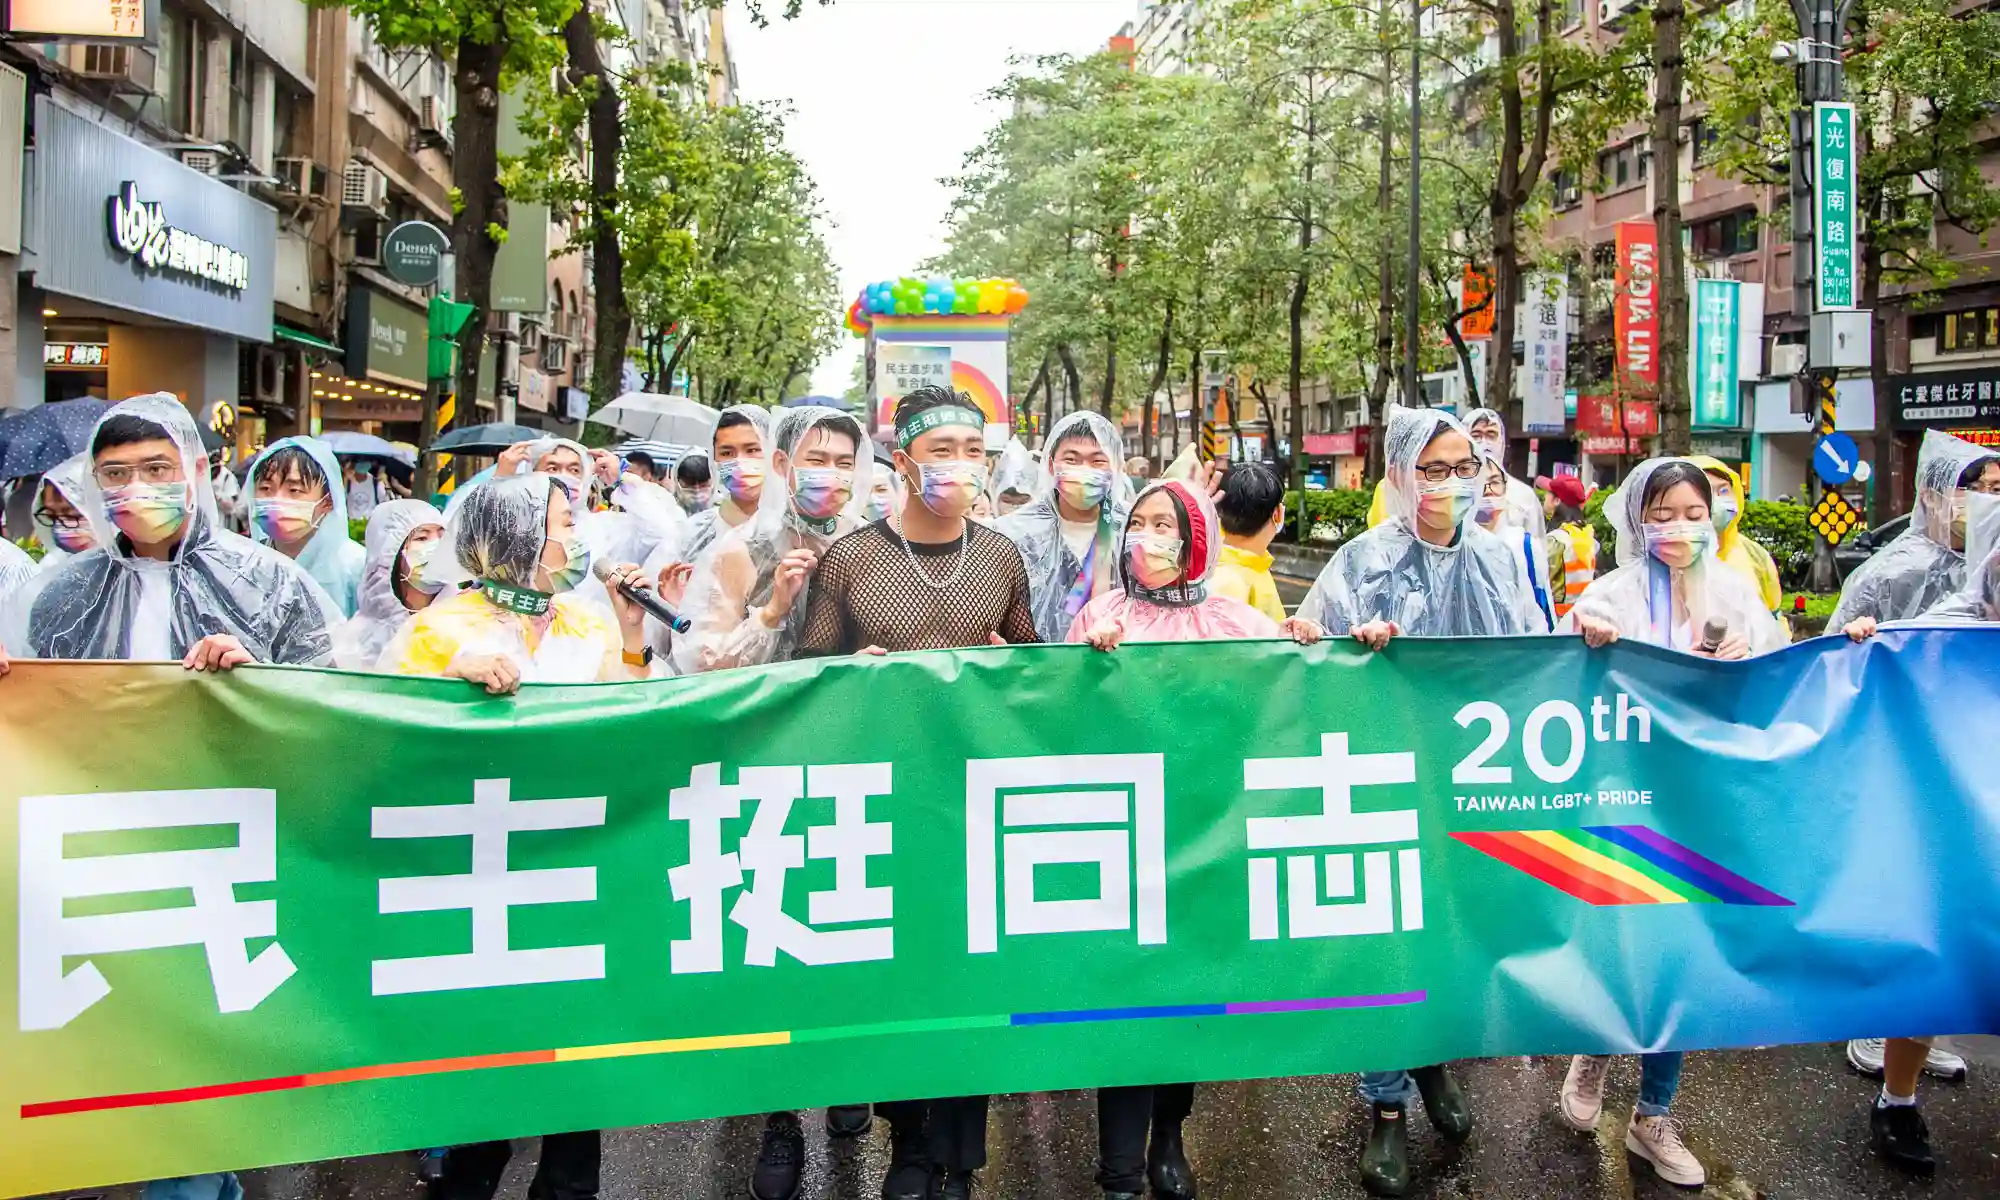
[106,182,250,294]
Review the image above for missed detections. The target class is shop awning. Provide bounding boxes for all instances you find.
[274,325,343,355]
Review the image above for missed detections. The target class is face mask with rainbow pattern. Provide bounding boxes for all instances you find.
[51,521,96,554]
[542,534,591,594]
[102,482,189,544]
[791,468,853,521]
[717,458,764,506]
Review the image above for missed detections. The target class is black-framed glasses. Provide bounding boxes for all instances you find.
[1416,458,1483,483]
[33,507,88,530]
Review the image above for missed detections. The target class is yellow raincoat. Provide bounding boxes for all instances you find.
[1689,455,1787,628]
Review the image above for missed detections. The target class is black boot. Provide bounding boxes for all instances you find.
[1411,1065,1473,1145]
[934,1169,974,1200]
[826,1104,873,1138]
[1359,1104,1409,1197]
[1146,1121,1196,1200]
[1870,1102,1937,1176]
[751,1112,806,1200]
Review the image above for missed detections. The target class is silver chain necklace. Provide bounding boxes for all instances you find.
[892,508,969,591]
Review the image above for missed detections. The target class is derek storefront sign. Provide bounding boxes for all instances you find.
[107,183,251,293]
[1812,102,1858,311]
[26,97,275,344]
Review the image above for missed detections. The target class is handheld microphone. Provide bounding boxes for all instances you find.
[592,560,691,634]
[1696,617,1728,655]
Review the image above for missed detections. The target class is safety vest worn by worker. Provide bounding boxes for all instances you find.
[1553,523,1597,618]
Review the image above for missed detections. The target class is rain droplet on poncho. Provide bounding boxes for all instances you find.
[1830,430,1996,627]
[2,393,341,664]
[993,412,1136,643]
[247,435,367,616]
[1559,457,1788,655]
[333,499,445,670]
[675,405,873,673]
[1065,479,1281,643]
[1298,404,1545,636]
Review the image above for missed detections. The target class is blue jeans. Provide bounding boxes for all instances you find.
[1636,1051,1683,1117]
[142,1177,242,1200]
[1357,1070,1420,1108]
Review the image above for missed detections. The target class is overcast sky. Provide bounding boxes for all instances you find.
[730,0,1134,398]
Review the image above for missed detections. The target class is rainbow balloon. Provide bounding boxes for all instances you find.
[852,275,1030,329]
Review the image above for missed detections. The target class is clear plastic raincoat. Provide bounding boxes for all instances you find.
[987,437,1050,510]
[0,537,32,602]
[1299,405,1545,636]
[675,405,873,673]
[333,499,444,670]
[247,435,367,616]
[2,393,341,664]
[381,474,641,682]
[30,452,94,572]
[1462,408,1549,545]
[1829,430,1996,627]
[1066,480,1282,643]
[1914,492,2000,625]
[1560,458,1788,655]
[994,412,1137,643]
[1688,454,1784,618]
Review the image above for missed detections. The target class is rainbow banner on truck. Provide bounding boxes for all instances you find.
[2,631,1997,1196]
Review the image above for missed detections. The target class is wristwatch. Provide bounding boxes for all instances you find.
[622,646,654,668]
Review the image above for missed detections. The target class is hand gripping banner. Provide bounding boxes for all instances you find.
[2,630,1996,1196]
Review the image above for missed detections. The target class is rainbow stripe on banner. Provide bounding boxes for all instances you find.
[1450,824,1792,907]
[21,990,1425,1120]
[872,315,1011,342]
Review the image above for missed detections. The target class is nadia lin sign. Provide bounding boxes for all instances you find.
[107,182,250,293]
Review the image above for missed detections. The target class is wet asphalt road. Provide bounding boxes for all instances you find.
[53,1040,2000,1200]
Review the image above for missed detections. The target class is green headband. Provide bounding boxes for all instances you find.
[481,579,552,616]
[896,405,984,448]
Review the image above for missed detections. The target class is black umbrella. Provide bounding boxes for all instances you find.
[0,398,113,480]
[430,423,541,455]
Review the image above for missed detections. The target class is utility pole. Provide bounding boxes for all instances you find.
[1404,0,1423,407]
[1783,0,1866,592]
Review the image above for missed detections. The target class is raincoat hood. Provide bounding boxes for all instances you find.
[1689,453,1783,616]
[4,393,340,663]
[993,411,1133,642]
[1065,477,1282,642]
[1830,429,1994,626]
[247,435,367,615]
[334,499,445,669]
[30,451,93,568]
[1119,479,1221,602]
[1918,491,2000,624]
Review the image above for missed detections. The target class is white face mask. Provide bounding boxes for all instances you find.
[1711,492,1740,532]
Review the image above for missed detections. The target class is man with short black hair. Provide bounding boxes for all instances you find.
[674,451,713,513]
[1212,460,1289,624]
[625,449,661,484]
[796,384,1038,1200]
[995,411,1135,642]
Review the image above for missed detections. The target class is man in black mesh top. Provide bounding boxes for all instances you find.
[796,385,1037,1200]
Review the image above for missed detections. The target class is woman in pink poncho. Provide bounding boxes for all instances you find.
[1067,477,1325,648]
[1062,476,1322,1198]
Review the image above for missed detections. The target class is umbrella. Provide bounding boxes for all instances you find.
[321,430,417,467]
[589,392,719,445]
[784,394,849,410]
[430,423,542,455]
[0,398,112,480]
[614,439,696,469]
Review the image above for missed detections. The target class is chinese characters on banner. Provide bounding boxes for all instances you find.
[1523,273,1568,433]
[1691,278,1742,428]
[1459,268,1495,340]
[874,344,952,428]
[1813,102,1858,311]
[1614,221,1659,393]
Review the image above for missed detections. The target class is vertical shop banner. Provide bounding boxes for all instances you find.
[874,343,953,428]
[1813,102,1857,311]
[1523,273,1568,433]
[1691,278,1742,428]
[1613,221,1659,393]
[1459,267,1495,340]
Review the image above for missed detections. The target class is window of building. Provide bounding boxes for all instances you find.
[1692,120,1722,166]
[154,7,196,135]
[1554,167,1582,209]
[273,85,303,162]
[1938,307,2000,355]
[228,38,253,150]
[1689,208,1760,259]
[1595,141,1648,192]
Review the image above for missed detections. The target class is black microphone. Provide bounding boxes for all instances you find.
[592,560,691,633]
[1696,617,1728,655]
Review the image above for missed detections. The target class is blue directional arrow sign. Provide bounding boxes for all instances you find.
[1815,431,1859,485]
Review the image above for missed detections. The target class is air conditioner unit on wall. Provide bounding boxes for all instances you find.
[1340,410,1362,429]
[67,44,157,94]
[541,337,571,375]
[179,149,223,177]
[417,95,450,143]
[342,161,388,216]
[272,157,325,200]
[1770,342,1806,378]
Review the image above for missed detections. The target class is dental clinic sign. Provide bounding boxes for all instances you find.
[107,182,249,293]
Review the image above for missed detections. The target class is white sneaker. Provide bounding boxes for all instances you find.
[1848,1038,1887,1075]
[1559,1055,1610,1131]
[1847,1038,1971,1081]
[1626,1111,1707,1188]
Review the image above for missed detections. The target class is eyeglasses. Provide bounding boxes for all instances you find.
[1966,480,2000,497]
[33,507,87,530]
[93,459,182,488]
[1415,458,1484,483]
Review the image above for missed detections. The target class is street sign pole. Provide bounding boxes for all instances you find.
[417,295,476,499]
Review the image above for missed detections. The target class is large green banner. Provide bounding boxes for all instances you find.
[3,631,1997,1196]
